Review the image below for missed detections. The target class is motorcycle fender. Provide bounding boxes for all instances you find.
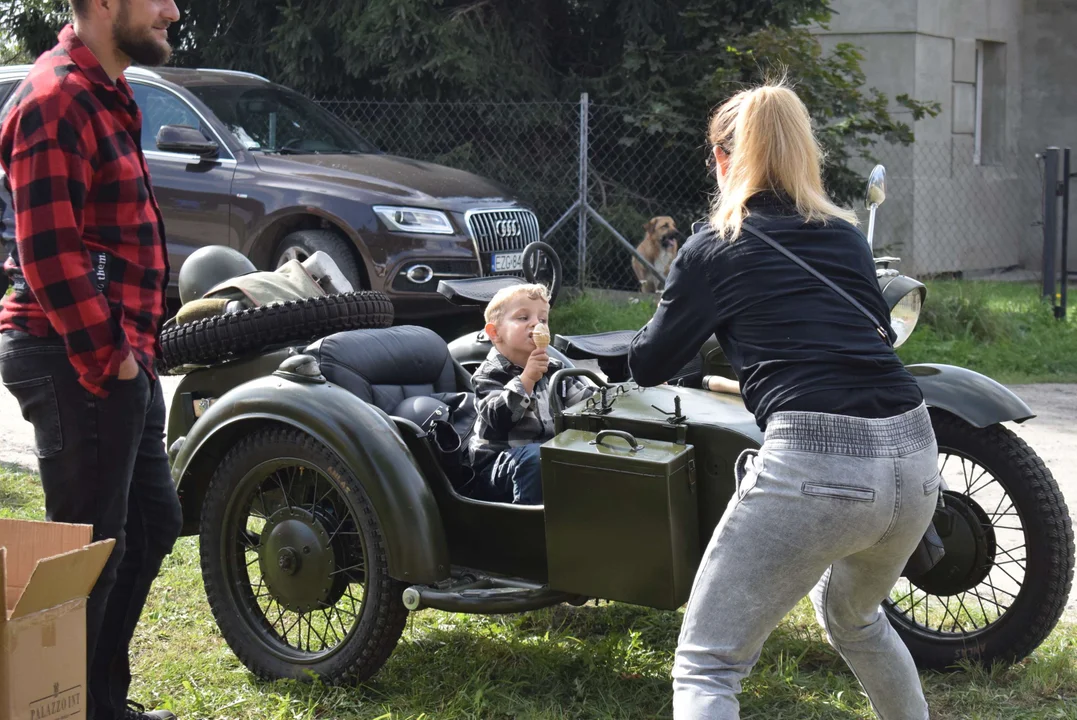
[171,375,451,584]
[908,363,1035,427]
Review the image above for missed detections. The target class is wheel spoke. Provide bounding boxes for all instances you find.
[988,493,1014,521]
[275,470,292,510]
[981,578,1018,599]
[993,562,1024,588]
[966,590,1010,615]
[973,587,991,624]
[312,476,334,512]
[965,469,995,497]
[995,544,1027,563]
[329,561,366,577]
[321,609,341,644]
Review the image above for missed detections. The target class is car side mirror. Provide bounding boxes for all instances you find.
[156,124,219,158]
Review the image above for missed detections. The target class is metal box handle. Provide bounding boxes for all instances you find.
[589,429,644,452]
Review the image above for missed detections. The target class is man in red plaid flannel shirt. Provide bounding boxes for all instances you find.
[0,2,182,719]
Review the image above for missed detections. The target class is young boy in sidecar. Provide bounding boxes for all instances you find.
[469,283,594,504]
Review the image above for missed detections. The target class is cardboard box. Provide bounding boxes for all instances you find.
[0,519,114,720]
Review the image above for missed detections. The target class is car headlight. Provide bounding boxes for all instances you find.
[880,274,927,348]
[373,206,455,235]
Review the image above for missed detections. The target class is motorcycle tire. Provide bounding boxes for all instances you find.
[200,426,408,683]
[883,409,1074,671]
[160,291,394,371]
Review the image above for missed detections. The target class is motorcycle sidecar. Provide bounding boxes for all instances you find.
[164,306,762,684]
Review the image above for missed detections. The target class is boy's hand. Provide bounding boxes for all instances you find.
[520,348,549,392]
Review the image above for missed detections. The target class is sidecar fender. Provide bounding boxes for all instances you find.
[170,375,451,584]
[908,363,1034,427]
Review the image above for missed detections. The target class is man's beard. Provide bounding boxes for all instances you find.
[113,1,172,67]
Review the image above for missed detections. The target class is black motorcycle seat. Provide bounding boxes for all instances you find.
[554,329,637,359]
[306,326,467,414]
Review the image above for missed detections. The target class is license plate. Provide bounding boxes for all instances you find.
[492,252,523,273]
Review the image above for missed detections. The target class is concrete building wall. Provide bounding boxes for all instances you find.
[812,0,1058,277]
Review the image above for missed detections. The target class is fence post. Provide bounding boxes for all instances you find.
[1059,148,1070,320]
[1042,147,1059,304]
[577,93,589,289]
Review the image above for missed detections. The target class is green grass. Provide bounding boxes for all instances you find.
[2,464,1075,719]
[550,290,659,337]
[897,280,1077,384]
[551,281,1077,385]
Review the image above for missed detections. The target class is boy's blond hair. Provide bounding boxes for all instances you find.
[484,283,550,326]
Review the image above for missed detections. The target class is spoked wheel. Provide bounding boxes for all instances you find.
[200,427,407,683]
[884,411,1074,670]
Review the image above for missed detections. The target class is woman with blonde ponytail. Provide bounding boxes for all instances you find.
[629,81,937,719]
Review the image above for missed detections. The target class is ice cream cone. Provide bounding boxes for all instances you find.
[532,322,550,350]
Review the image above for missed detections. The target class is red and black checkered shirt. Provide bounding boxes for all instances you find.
[0,24,168,397]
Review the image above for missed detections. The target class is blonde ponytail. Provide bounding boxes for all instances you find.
[707,79,858,241]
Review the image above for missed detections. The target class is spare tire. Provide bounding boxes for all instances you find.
[160,291,394,370]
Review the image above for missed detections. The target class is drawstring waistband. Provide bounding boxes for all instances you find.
[764,402,934,457]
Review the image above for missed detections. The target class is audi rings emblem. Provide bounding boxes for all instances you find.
[494,219,522,238]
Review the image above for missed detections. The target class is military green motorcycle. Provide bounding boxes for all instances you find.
[163,166,1073,686]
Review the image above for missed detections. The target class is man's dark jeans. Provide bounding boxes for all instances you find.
[0,330,183,720]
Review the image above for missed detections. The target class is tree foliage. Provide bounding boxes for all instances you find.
[4,0,939,204]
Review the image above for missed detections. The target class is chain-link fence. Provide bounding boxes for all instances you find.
[854,141,1048,281]
[319,95,1054,291]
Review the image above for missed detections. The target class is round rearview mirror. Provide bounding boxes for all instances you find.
[866,164,887,208]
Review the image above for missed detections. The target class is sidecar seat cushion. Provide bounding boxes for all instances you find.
[306,326,458,413]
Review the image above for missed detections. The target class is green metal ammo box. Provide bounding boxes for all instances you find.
[540,428,699,610]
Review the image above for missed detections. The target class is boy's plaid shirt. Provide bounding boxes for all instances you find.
[468,347,595,474]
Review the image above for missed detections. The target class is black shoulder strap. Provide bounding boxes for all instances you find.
[740,221,892,347]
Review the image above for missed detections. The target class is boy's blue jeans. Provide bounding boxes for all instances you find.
[487,443,543,504]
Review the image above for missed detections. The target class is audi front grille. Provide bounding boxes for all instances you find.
[464,208,541,276]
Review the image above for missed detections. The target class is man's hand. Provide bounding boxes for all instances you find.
[520,348,549,393]
[118,351,140,380]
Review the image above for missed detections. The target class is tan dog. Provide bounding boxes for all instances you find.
[632,216,682,294]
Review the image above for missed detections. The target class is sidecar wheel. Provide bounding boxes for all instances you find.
[883,410,1075,671]
[200,426,408,683]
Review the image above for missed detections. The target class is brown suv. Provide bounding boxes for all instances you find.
[0,65,540,321]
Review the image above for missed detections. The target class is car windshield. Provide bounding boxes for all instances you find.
[188,84,379,155]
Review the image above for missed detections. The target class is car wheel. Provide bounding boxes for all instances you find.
[276,229,364,290]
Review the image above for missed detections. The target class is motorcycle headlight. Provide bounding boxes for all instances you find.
[880,274,927,348]
[373,206,455,235]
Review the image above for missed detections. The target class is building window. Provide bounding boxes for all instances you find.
[974,40,1006,166]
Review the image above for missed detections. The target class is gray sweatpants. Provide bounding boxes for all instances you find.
[673,402,940,719]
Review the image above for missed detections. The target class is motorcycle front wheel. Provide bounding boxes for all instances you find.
[883,410,1075,671]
